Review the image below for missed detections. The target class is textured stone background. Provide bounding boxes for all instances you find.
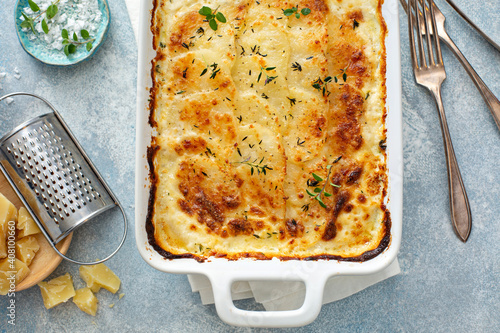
[0,0,498,331]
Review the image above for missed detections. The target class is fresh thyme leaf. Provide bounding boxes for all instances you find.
[215,12,226,23]
[20,20,31,29]
[316,197,327,208]
[200,68,208,76]
[41,18,49,34]
[46,4,58,20]
[301,8,311,15]
[342,72,347,82]
[313,187,321,193]
[265,67,276,71]
[73,32,78,41]
[257,71,262,82]
[62,39,69,45]
[62,29,68,39]
[28,0,40,12]
[210,68,220,79]
[295,13,300,18]
[330,183,341,188]
[324,192,332,197]
[81,29,90,39]
[199,6,212,16]
[306,189,315,197]
[283,8,295,16]
[86,41,93,51]
[64,44,69,56]
[312,173,323,182]
[68,44,76,54]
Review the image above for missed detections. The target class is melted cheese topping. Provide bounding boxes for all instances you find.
[147,0,390,261]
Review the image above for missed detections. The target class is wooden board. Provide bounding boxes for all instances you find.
[0,172,72,291]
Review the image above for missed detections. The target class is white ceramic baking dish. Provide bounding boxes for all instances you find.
[135,0,402,327]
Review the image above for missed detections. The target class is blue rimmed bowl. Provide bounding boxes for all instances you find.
[14,0,110,66]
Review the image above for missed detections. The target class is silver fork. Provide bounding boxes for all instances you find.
[400,0,500,131]
[407,0,472,242]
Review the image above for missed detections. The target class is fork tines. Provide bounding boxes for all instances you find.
[408,0,444,69]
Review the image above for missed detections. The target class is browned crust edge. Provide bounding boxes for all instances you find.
[144,0,391,263]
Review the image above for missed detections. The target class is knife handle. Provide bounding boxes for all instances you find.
[438,30,500,131]
[443,0,500,53]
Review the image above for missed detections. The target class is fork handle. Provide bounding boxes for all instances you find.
[438,31,500,131]
[430,87,472,242]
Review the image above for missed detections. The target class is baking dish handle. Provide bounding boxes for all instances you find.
[208,272,328,328]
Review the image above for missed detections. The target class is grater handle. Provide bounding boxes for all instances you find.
[0,92,128,265]
[49,204,128,265]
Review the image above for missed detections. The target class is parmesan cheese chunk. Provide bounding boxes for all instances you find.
[15,236,40,266]
[79,263,120,294]
[17,207,41,238]
[73,288,98,316]
[0,258,30,295]
[38,273,76,309]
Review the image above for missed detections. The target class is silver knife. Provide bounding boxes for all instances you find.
[443,0,500,53]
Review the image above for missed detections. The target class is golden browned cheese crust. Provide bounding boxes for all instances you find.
[147,0,390,261]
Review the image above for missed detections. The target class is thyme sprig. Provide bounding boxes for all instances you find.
[198,6,226,31]
[200,62,220,79]
[21,0,60,34]
[312,76,332,96]
[305,156,342,208]
[236,156,273,175]
[282,6,311,19]
[61,29,94,56]
[257,66,277,85]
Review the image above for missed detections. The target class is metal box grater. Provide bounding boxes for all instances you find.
[0,92,127,265]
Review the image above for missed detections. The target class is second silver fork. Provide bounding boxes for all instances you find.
[408,0,472,242]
